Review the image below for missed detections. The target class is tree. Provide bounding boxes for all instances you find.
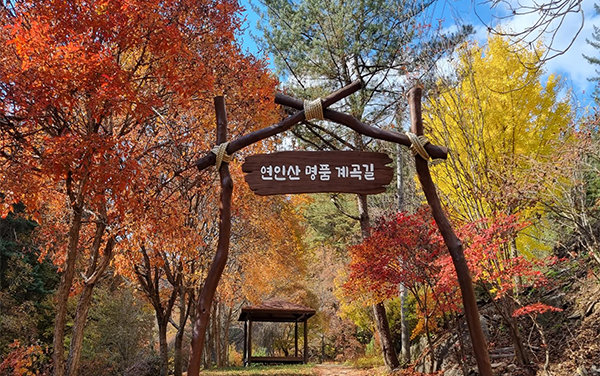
[80,279,155,376]
[256,0,472,369]
[541,125,600,266]
[476,0,583,64]
[424,35,574,252]
[0,1,278,375]
[345,209,561,371]
[344,209,457,373]
[449,215,562,366]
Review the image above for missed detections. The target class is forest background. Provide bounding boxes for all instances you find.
[1,0,600,376]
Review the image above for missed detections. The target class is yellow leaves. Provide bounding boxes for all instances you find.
[425,34,575,229]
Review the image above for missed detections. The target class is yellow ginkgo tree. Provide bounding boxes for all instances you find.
[424,34,575,256]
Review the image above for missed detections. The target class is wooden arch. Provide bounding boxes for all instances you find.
[187,81,494,376]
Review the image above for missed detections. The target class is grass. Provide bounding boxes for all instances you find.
[202,364,317,375]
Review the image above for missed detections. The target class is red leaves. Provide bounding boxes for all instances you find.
[344,208,447,300]
[345,210,561,325]
[456,214,552,301]
[344,207,460,330]
[512,302,562,317]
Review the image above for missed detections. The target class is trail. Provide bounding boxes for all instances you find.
[313,363,376,376]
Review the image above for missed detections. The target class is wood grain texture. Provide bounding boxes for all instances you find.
[187,96,234,376]
[407,87,494,376]
[242,151,393,195]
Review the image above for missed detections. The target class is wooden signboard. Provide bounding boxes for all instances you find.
[242,151,393,195]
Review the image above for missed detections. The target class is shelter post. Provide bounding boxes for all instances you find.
[295,322,299,357]
[243,320,248,366]
[303,319,308,364]
[248,319,253,366]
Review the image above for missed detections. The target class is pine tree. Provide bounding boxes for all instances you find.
[255,0,472,369]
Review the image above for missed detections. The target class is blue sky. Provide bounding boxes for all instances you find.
[238,0,599,110]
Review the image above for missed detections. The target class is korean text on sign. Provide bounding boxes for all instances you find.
[260,163,375,181]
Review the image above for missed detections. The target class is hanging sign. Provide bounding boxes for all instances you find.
[242,151,393,196]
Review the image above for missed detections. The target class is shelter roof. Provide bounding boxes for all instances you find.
[238,300,316,322]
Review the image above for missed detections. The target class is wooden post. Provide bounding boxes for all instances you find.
[243,320,248,366]
[295,321,299,357]
[303,319,308,364]
[407,87,494,376]
[187,96,234,376]
[248,319,253,366]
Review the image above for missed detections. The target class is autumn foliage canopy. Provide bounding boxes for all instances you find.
[0,0,280,374]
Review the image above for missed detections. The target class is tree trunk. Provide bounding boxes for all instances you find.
[399,284,411,363]
[52,205,83,376]
[66,226,113,376]
[508,318,528,365]
[204,316,212,369]
[509,239,523,294]
[174,323,184,376]
[424,315,435,373]
[65,283,94,376]
[222,306,233,367]
[357,193,400,371]
[214,303,221,367]
[396,142,411,364]
[373,302,400,371]
[504,297,528,365]
[158,318,169,376]
[174,288,189,376]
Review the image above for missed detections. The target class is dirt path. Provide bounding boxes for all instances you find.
[312,364,376,376]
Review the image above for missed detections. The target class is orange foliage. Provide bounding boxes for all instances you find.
[225,167,309,304]
[0,340,48,376]
[0,0,279,372]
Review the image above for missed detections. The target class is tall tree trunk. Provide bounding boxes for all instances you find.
[510,239,523,294]
[174,288,190,376]
[504,296,528,365]
[222,306,233,367]
[52,203,83,376]
[373,302,400,371]
[65,283,94,376]
[174,324,184,376]
[205,316,213,368]
[158,318,169,376]
[399,284,410,363]
[66,224,113,376]
[424,315,435,373]
[396,142,411,364]
[214,303,221,367]
[135,246,180,376]
[357,193,400,371]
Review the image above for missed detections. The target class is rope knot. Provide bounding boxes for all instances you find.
[304,98,324,120]
[211,141,231,170]
[406,132,431,161]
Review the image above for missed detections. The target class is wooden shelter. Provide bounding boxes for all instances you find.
[238,300,316,365]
